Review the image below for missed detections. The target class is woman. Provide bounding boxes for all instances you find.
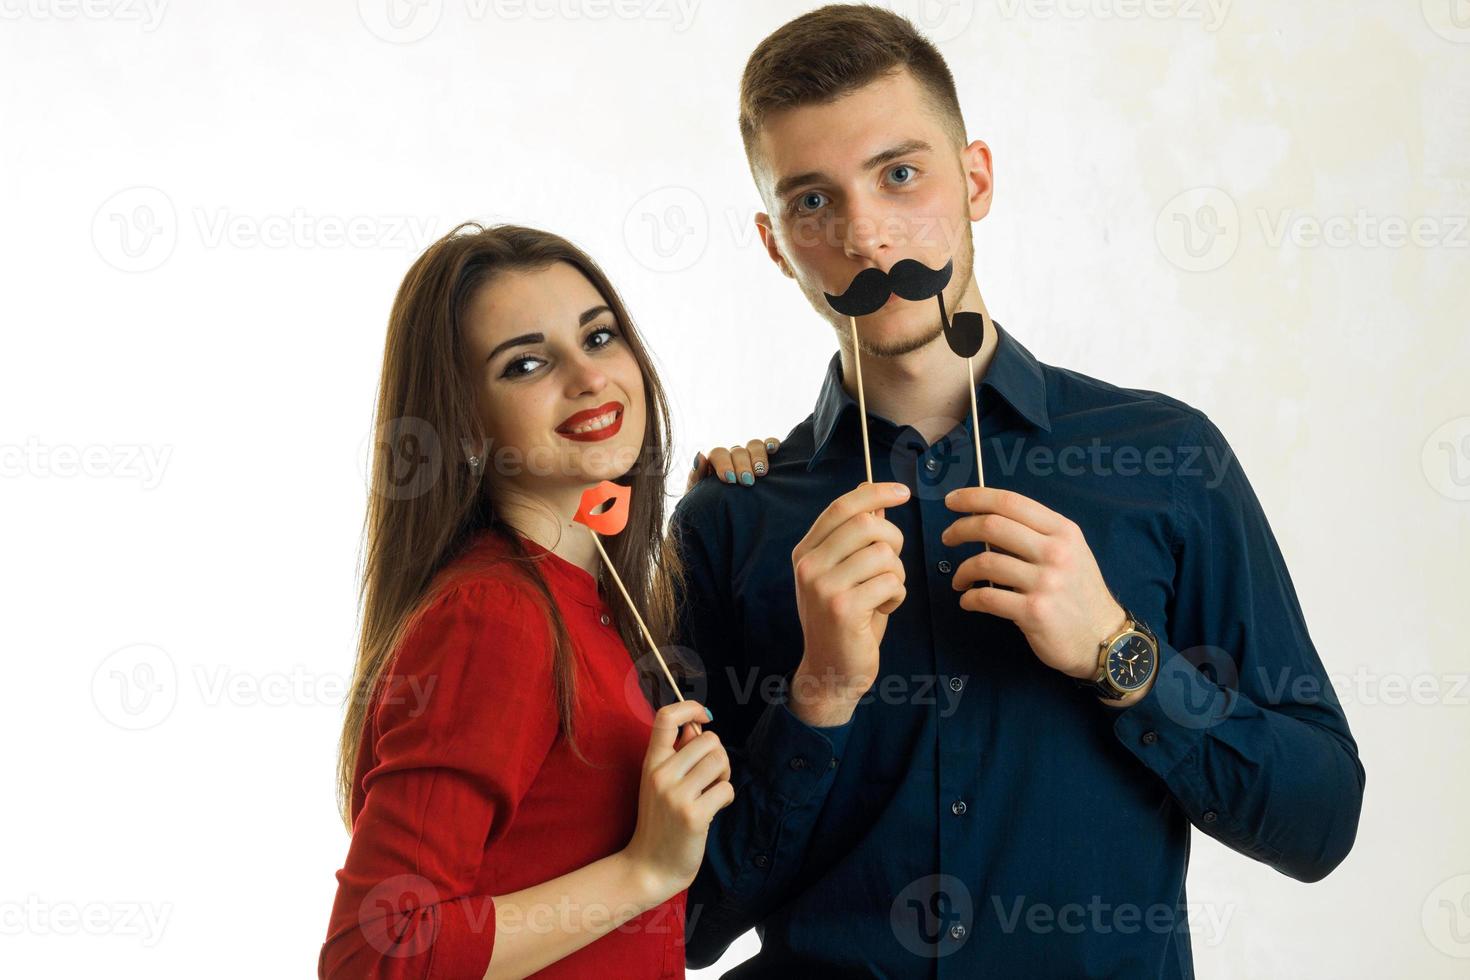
[319,223,733,979]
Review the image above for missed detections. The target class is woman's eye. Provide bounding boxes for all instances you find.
[586,326,618,350]
[501,355,544,379]
[794,191,828,214]
[887,164,916,184]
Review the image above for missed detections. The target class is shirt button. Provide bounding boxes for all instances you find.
[1202,810,1218,824]
[789,756,807,770]
[829,757,838,769]
[949,677,964,693]
[951,799,968,816]
[937,559,953,574]
[599,613,611,626]
[949,923,967,941]
[925,458,939,473]
[1141,730,1158,745]
[753,854,769,868]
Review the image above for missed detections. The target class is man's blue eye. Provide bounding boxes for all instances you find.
[889,165,915,183]
[796,192,827,213]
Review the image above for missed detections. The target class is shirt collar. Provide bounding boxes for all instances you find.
[808,319,1051,471]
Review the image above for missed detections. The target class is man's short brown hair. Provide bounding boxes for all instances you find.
[738,4,967,175]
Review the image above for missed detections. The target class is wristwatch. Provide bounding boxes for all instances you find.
[1075,606,1158,700]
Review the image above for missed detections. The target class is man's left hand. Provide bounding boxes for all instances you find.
[941,486,1127,683]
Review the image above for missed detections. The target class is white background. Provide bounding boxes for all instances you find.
[2,0,1468,976]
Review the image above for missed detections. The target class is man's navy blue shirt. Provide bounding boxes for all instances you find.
[669,322,1365,978]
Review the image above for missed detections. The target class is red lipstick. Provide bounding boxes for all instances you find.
[555,401,624,442]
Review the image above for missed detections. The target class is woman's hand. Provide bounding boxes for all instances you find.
[686,437,782,491]
[621,700,734,903]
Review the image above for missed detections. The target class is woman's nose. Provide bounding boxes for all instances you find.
[565,351,608,398]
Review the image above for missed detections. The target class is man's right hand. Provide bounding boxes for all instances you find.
[788,481,910,728]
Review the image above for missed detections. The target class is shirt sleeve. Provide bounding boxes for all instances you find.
[319,579,560,980]
[1110,411,1367,882]
[669,490,853,970]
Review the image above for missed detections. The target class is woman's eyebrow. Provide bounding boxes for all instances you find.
[485,333,543,362]
[773,139,935,200]
[485,307,612,363]
[578,304,613,326]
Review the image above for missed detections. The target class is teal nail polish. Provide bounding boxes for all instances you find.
[705,707,714,722]
[740,472,754,486]
[692,452,703,470]
[724,470,736,483]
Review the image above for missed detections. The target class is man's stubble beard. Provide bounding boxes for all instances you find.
[791,224,976,360]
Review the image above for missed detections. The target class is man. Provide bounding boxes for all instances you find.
[671,6,1364,977]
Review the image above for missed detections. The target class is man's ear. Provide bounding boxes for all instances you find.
[754,212,795,279]
[962,139,994,222]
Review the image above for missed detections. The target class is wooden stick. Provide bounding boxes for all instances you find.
[966,353,986,490]
[587,530,686,703]
[965,334,995,589]
[848,314,874,484]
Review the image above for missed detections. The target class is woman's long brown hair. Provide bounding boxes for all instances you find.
[335,222,686,832]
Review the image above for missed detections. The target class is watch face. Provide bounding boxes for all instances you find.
[1106,633,1156,691]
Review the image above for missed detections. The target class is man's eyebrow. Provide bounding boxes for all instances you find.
[485,306,612,362]
[771,139,935,200]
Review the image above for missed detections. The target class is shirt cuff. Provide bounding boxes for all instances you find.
[1110,640,1229,779]
[743,672,854,808]
[427,897,497,980]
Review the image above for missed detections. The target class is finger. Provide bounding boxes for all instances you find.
[952,548,1039,592]
[958,584,1027,622]
[944,486,1068,535]
[850,570,906,618]
[826,539,907,595]
[763,436,782,457]
[796,482,911,557]
[730,447,755,487]
[814,510,905,571]
[691,778,736,821]
[647,701,712,765]
[664,729,725,781]
[940,512,1045,563]
[684,451,709,493]
[674,748,733,802]
[746,439,771,480]
[706,447,736,484]
[795,511,904,589]
[675,720,703,750]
